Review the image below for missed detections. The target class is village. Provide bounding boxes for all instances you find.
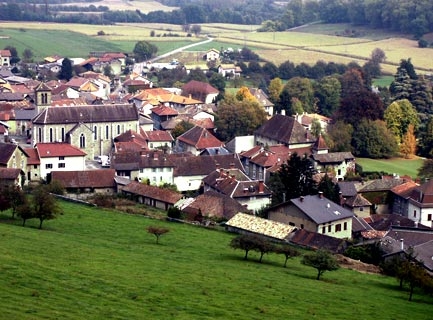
[0,47,432,276]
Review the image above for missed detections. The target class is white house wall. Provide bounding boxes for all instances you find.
[39,156,85,180]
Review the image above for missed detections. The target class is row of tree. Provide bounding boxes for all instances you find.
[230,234,339,280]
[2,0,433,38]
[0,185,60,229]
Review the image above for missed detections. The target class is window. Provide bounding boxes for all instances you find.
[49,128,53,142]
[45,163,53,169]
[428,214,432,221]
[61,128,65,142]
[38,128,42,142]
[152,168,156,172]
[105,125,109,139]
[300,224,304,229]
[80,133,85,148]
[413,210,417,218]
[322,226,326,234]
[94,126,97,140]
[117,125,120,135]
[33,165,37,169]
[58,163,65,168]
[328,225,331,232]
[59,156,64,160]
[360,207,364,211]
[139,169,144,173]
[335,224,341,232]
[344,222,347,230]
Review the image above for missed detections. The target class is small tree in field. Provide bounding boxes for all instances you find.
[275,244,300,268]
[16,199,35,227]
[147,226,170,244]
[301,249,339,280]
[32,185,61,229]
[230,234,262,260]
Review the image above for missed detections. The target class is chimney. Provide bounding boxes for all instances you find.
[281,109,286,116]
[230,162,235,169]
[318,191,323,199]
[400,239,404,251]
[258,180,264,193]
[300,196,304,202]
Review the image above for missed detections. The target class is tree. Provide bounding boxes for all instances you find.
[58,57,73,81]
[4,45,20,64]
[352,119,398,158]
[133,40,157,62]
[171,120,194,139]
[253,237,275,263]
[282,77,315,113]
[268,152,317,205]
[16,200,35,227]
[397,258,430,301]
[32,185,61,229]
[314,75,341,117]
[268,77,283,105]
[326,120,353,152]
[22,48,33,63]
[418,159,433,181]
[215,93,267,142]
[400,124,417,158]
[275,244,300,267]
[208,73,225,93]
[230,234,262,260]
[317,174,340,204]
[147,226,170,244]
[3,186,26,218]
[301,249,339,280]
[190,24,201,36]
[103,64,114,79]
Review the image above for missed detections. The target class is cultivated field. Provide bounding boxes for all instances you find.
[0,21,432,75]
[0,200,431,319]
[58,0,177,13]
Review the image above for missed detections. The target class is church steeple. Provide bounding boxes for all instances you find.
[312,134,329,154]
[34,82,52,113]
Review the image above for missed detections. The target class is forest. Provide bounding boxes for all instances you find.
[1,0,433,38]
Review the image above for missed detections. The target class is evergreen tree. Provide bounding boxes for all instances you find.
[58,57,73,81]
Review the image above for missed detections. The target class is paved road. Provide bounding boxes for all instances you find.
[133,37,213,74]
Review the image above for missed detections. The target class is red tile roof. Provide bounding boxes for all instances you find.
[178,126,223,150]
[51,169,116,188]
[122,181,182,204]
[36,143,87,158]
[23,147,40,165]
[0,168,22,180]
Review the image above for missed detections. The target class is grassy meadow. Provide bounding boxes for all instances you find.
[1,21,432,75]
[356,157,424,179]
[0,200,432,319]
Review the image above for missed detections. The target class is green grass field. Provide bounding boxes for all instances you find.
[0,200,431,319]
[357,157,424,179]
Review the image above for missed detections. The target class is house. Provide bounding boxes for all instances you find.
[249,88,274,116]
[311,151,355,181]
[150,105,178,130]
[176,190,251,222]
[32,103,139,160]
[268,193,354,239]
[287,229,348,253]
[0,168,25,188]
[176,125,224,155]
[294,112,332,132]
[225,212,297,241]
[142,130,174,151]
[203,168,272,213]
[390,180,419,216]
[23,147,40,183]
[254,113,315,148]
[171,153,244,192]
[218,64,242,78]
[342,194,372,218]
[406,179,433,227]
[121,180,183,211]
[111,149,175,185]
[0,50,11,66]
[0,143,28,174]
[33,142,87,180]
[50,169,116,199]
[205,49,220,62]
[181,80,219,104]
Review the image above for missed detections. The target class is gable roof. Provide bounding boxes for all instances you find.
[171,153,243,176]
[290,194,354,224]
[36,143,87,158]
[312,152,354,164]
[225,212,296,240]
[0,143,18,165]
[32,104,138,124]
[177,125,223,150]
[0,168,22,180]
[288,229,347,253]
[408,179,433,205]
[122,181,182,205]
[142,130,173,142]
[182,80,219,95]
[254,114,313,145]
[180,190,250,220]
[51,169,116,188]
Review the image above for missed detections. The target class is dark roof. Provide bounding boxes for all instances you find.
[181,190,250,220]
[344,194,372,208]
[312,152,354,164]
[254,114,313,145]
[408,179,433,205]
[32,104,138,124]
[369,214,432,231]
[290,194,354,224]
[0,143,17,165]
[386,226,433,247]
[288,229,347,253]
[352,216,374,233]
[0,168,22,180]
[122,181,182,204]
[51,169,116,188]
[413,240,433,271]
[171,153,243,177]
[338,181,358,197]
[357,178,407,192]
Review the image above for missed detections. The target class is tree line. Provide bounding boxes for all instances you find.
[1,0,432,39]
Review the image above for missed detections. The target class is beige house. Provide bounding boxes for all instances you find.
[0,50,11,66]
[268,193,354,239]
